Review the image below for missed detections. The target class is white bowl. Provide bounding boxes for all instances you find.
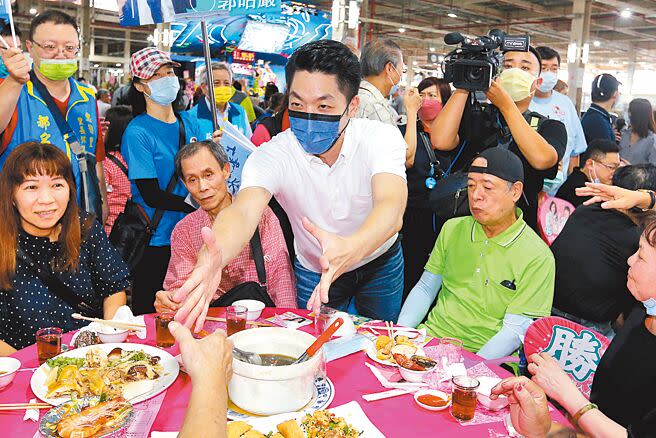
[398,363,435,383]
[228,327,322,416]
[476,376,509,411]
[96,325,129,343]
[232,300,266,321]
[414,389,452,411]
[0,357,21,389]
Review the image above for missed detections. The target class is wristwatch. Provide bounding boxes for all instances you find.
[637,189,656,211]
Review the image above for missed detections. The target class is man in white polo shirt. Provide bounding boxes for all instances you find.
[170,40,408,331]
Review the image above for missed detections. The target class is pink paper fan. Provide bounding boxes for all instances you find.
[524,316,611,398]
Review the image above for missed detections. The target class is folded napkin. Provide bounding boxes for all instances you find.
[364,362,426,390]
[71,305,146,345]
[23,398,39,422]
[323,334,371,362]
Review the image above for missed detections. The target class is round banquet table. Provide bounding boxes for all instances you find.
[0,308,569,437]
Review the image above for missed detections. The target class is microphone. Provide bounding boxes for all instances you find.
[444,32,465,45]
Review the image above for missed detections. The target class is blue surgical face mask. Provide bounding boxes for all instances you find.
[144,75,180,106]
[289,107,349,155]
[643,298,656,316]
[388,63,402,97]
[538,71,558,93]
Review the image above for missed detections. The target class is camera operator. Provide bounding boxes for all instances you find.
[430,45,567,230]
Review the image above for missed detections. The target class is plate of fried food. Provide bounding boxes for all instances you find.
[31,343,179,406]
[366,334,425,367]
[227,401,384,438]
[39,396,134,438]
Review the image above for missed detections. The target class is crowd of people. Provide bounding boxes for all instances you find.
[1,9,656,438]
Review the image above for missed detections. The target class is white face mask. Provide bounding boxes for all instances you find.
[538,72,558,93]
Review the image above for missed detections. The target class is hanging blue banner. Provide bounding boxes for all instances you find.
[0,0,12,25]
[169,4,331,56]
[118,0,282,26]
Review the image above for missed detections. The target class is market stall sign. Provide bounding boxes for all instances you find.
[233,49,256,63]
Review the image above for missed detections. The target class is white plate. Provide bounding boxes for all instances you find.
[243,400,384,438]
[30,343,179,405]
[365,342,425,368]
[227,376,335,421]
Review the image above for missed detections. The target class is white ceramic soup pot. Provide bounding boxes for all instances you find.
[228,327,322,416]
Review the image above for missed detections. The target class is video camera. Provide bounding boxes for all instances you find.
[442,29,530,92]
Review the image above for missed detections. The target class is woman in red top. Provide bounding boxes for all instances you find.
[102,106,133,235]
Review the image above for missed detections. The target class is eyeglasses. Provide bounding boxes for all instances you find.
[595,160,620,172]
[31,40,80,56]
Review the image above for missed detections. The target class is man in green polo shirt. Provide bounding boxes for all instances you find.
[398,147,555,359]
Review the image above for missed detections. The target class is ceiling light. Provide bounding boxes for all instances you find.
[429,47,436,52]
[620,9,631,18]
[398,27,406,33]
[438,55,445,62]
[447,12,458,18]
[29,8,37,15]
[593,40,601,47]
[115,63,122,67]
[413,61,418,66]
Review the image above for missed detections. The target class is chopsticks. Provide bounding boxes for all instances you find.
[0,403,51,410]
[205,316,273,327]
[71,313,145,331]
[358,324,422,334]
[386,321,395,341]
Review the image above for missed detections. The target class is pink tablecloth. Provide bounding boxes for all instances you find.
[0,308,568,437]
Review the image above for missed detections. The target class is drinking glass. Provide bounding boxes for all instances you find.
[226,305,248,336]
[155,313,175,348]
[314,305,338,335]
[36,327,62,365]
[451,376,479,422]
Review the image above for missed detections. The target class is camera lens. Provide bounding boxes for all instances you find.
[467,66,484,82]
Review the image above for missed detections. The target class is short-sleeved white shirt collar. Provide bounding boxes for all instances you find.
[240,118,407,272]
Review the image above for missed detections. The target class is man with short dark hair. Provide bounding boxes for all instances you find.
[171,40,409,330]
[398,148,555,359]
[556,139,621,207]
[430,46,567,230]
[0,10,108,219]
[530,46,587,195]
[551,164,656,338]
[581,73,621,144]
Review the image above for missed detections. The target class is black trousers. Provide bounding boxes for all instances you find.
[131,245,171,315]
[400,207,443,302]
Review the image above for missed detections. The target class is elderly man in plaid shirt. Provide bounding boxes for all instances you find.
[154,140,296,311]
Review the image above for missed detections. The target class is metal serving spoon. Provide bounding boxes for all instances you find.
[232,346,263,365]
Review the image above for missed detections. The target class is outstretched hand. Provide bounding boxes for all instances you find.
[577,182,652,210]
[173,226,224,332]
[490,376,551,438]
[302,217,361,314]
[169,321,232,384]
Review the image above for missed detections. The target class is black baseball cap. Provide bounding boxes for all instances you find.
[591,73,620,101]
[468,147,524,184]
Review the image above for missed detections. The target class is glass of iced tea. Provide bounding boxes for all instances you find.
[226,305,247,336]
[36,327,62,365]
[155,313,175,348]
[451,376,479,422]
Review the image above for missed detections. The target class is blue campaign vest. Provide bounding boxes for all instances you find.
[1,76,99,194]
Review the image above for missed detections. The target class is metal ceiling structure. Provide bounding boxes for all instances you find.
[322,0,656,69]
